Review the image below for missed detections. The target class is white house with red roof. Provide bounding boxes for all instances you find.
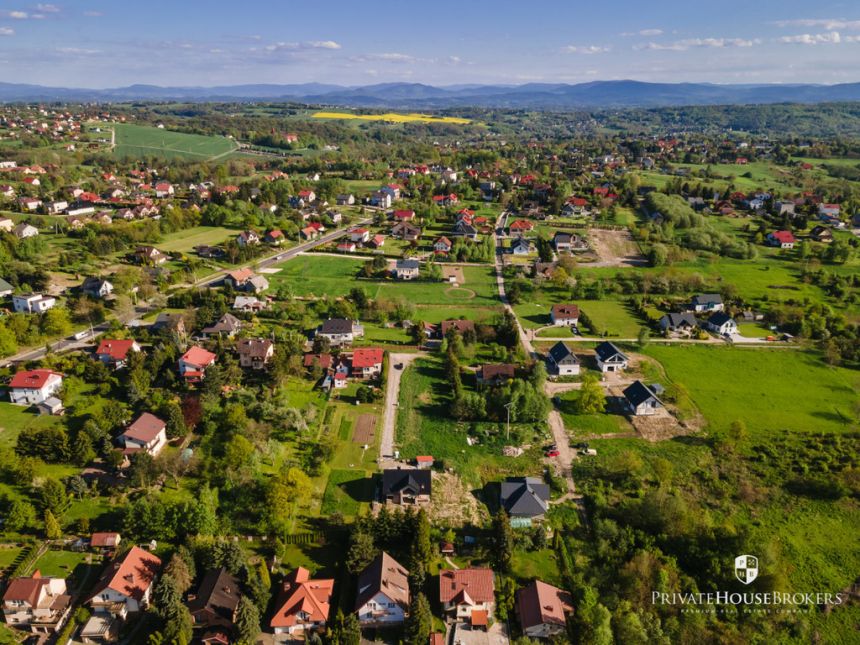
[154,182,173,198]
[297,189,316,203]
[8,369,63,405]
[118,412,167,457]
[351,348,384,379]
[179,346,217,382]
[766,230,796,249]
[95,339,141,369]
[818,203,840,217]
[2,571,72,634]
[380,184,402,200]
[439,568,495,626]
[270,567,335,640]
[516,580,574,639]
[434,236,452,253]
[349,227,370,243]
[393,209,415,222]
[86,546,162,618]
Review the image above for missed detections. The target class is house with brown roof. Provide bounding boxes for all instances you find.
[236,338,274,370]
[438,568,495,626]
[391,221,422,241]
[355,552,410,626]
[550,304,579,327]
[86,546,162,618]
[476,364,516,387]
[440,319,475,338]
[2,571,72,634]
[270,567,334,640]
[187,568,241,639]
[201,313,243,339]
[118,412,167,457]
[516,580,573,639]
[90,532,122,551]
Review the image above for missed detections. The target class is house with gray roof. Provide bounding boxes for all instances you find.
[501,477,550,520]
[546,342,580,376]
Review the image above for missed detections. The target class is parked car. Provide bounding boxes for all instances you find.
[545,449,560,457]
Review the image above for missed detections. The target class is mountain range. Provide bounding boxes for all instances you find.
[2,80,860,108]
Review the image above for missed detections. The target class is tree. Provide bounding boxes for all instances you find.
[403,593,432,645]
[328,610,361,645]
[492,510,514,573]
[346,527,376,574]
[38,478,69,516]
[5,499,36,532]
[165,553,193,593]
[235,596,261,645]
[637,326,650,348]
[44,509,61,539]
[408,510,432,589]
[577,374,606,414]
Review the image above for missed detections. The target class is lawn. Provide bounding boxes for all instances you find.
[644,345,859,436]
[511,548,563,586]
[0,402,63,450]
[111,123,238,160]
[321,469,374,517]
[556,389,632,437]
[32,549,89,578]
[156,226,238,253]
[312,111,472,124]
[517,299,643,337]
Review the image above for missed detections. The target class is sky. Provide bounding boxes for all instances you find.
[1,0,860,87]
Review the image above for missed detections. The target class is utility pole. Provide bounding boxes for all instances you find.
[504,402,515,441]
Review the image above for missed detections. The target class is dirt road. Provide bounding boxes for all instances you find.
[379,352,419,459]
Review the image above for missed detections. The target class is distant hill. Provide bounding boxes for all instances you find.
[2,79,860,108]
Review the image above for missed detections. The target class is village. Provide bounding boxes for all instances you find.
[0,99,858,645]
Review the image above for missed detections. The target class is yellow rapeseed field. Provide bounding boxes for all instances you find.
[312,111,471,124]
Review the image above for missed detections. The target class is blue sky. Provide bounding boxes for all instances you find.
[1,0,860,87]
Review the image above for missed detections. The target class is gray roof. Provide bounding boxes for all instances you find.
[396,259,420,269]
[662,313,698,328]
[691,293,722,305]
[707,311,734,326]
[202,313,242,334]
[0,277,14,293]
[623,381,662,407]
[594,341,626,362]
[381,469,431,496]
[547,341,576,364]
[500,477,550,517]
[320,318,353,334]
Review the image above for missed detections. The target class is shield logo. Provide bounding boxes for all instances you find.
[735,555,759,585]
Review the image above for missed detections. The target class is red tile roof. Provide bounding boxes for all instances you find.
[181,346,217,368]
[91,532,121,548]
[3,571,46,605]
[270,567,334,628]
[439,568,495,604]
[551,304,580,320]
[96,339,138,361]
[352,348,384,369]
[304,353,333,369]
[516,580,574,631]
[9,369,62,389]
[88,546,162,602]
[770,230,796,244]
[122,412,166,443]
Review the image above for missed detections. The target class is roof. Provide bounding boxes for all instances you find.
[320,318,353,335]
[187,568,241,621]
[516,580,574,630]
[91,532,121,548]
[396,259,420,270]
[662,313,698,328]
[594,341,626,362]
[226,267,255,283]
[88,547,162,602]
[3,572,47,605]
[122,413,166,443]
[551,304,580,320]
[439,568,495,604]
[352,348,384,369]
[478,364,516,381]
[96,339,137,361]
[202,313,243,334]
[501,477,550,517]
[382,469,431,496]
[707,311,734,326]
[623,381,662,408]
[441,320,475,335]
[770,230,796,243]
[270,567,334,628]
[547,341,576,364]
[691,293,722,305]
[355,552,410,612]
[181,346,217,367]
[303,353,333,369]
[9,369,62,390]
[236,338,273,359]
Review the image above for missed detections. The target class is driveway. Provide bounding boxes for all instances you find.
[379,352,419,459]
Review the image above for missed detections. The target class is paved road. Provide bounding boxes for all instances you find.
[492,211,535,356]
[379,352,419,460]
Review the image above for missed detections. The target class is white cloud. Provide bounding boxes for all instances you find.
[306,40,341,50]
[562,44,610,54]
[264,40,341,52]
[56,46,100,55]
[639,29,663,36]
[637,37,758,51]
[35,3,61,12]
[773,18,860,30]
[7,11,29,19]
[0,27,14,36]
[778,31,855,44]
[83,10,102,17]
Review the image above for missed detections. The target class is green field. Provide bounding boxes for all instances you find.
[156,226,239,253]
[111,123,239,160]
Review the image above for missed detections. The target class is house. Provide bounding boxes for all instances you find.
[236,230,260,247]
[265,229,286,245]
[774,201,795,216]
[508,219,535,235]
[13,223,39,239]
[95,339,141,369]
[186,568,241,638]
[550,304,579,327]
[9,369,63,405]
[439,569,495,626]
[179,346,218,382]
[336,193,355,206]
[12,293,56,313]
[516,580,574,639]
[233,296,267,313]
[510,238,533,255]
[818,203,840,217]
[381,184,402,200]
[394,259,420,280]
[236,338,274,370]
[2,571,72,634]
[90,533,122,551]
[36,397,64,416]
[82,277,114,299]
[303,353,333,371]
[393,209,415,222]
[476,364,516,386]
[546,341,580,376]
[154,182,174,198]
[688,294,724,313]
[349,227,370,243]
[270,567,334,640]
[659,313,698,334]
[297,189,316,203]
[0,277,12,297]
[337,242,357,253]
[86,546,162,619]
[134,246,168,265]
[351,348,384,378]
[391,221,421,241]
[594,342,628,373]
[767,230,796,249]
[201,313,243,338]
[381,468,431,505]
[440,319,475,338]
[809,226,834,243]
[355,552,410,626]
[225,268,269,293]
[371,191,393,208]
[46,200,69,215]
[118,412,167,457]
[0,185,14,199]
[317,318,363,346]
[706,311,738,336]
[300,226,318,241]
[369,234,386,249]
[453,219,478,240]
[152,313,186,335]
[18,197,42,211]
[623,381,664,416]
[0,217,13,232]
[500,477,550,520]
[553,231,588,252]
[415,455,434,469]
